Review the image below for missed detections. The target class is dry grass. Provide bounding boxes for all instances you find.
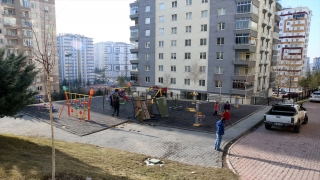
[0,134,238,180]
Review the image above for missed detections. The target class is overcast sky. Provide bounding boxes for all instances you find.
[55,0,320,61]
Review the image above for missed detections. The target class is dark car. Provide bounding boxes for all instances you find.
[282,92,298,98]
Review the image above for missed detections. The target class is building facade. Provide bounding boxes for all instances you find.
[0,0,59,99]
[276,7,312,92]
[313,57,320,74]
[57,33,94,87]
[129,0,282,98]
[94,41,133,80]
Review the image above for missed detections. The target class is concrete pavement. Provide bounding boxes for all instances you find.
[226,102,320,180]
[0,105,270,169]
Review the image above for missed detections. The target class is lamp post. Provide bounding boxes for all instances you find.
[288,75,292,100]
[65,52,72,92]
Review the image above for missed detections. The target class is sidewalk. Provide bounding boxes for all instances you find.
[0,106,270,168]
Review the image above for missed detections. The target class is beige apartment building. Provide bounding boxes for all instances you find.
[276,7,312,92]
[0,0,59,100]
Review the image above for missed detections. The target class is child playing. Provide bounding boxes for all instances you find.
[223,109,232,125]
[213,101,220,116]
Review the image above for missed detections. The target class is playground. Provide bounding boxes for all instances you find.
[22,88,264,136]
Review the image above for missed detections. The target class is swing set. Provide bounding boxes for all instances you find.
[59,86,94,124]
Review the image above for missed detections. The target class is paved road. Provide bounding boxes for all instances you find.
[226,102,320,180]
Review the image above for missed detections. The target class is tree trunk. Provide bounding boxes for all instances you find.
[47,74,55,180]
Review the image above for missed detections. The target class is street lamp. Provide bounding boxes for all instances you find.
[288,75,292,100]
[65,52,72,93]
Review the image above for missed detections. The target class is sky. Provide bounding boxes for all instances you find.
[55,0,320,62]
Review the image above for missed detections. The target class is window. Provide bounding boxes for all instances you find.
[159,41,164,47]
[159,28,164,35]
[145,42,150,48]
[171,27,177,34]
[4,17,16,25]
[159,3,164,10]
[145,18,150,24]
[145,76,150,83]
[215,67,223,74]
[32,13,37,18]
[171,40,177,46]
[145,53,150,60]
[287,22,290,25]
[185,39,191,46]
[172,14,177,21]
[185,66,190,72]
[215,81,222,88]
[199,80,205,86]
[44,6,49,12]
[218,8,226,15]
[235,34,251,45]
[185,79,190,85]
[145,30,150,36]
[0,39,3,44]
[159,65,163,71]
[171,53,177,59]
[202,0,208,3]
[45,15,50,20]
[186,0,192,5]
[172,1,177,8]
[216,52,223,60]
[158,77,163,83]
[24,39,33,46]
[217,22,225,30]
[145,65,150,71]
[186,26,191,33]
[37,86,42,91]
[236,1,258,14]
[200,38,207,45]
[171,65,176,72]
[186,12,192,19]
[201,10,208,17]
[31,3,36,8]
[201,24,207,31]
[199,66,206,73]
[159,53,164,59]
[159,16,164,22]
[217,37,224,45]
[145,6,150,12]
[236,18,257,30]
[171,78,176,84]
[200,52,206,59]
[185,53,191,59]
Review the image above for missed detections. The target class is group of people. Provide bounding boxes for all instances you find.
[214,101,231,151]
[108,88,130,117]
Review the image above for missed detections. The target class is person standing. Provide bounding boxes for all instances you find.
[224,101,230,112]
[112,89,120,117]
[223,109,232,125]
[213,101,220,116]
[215,118,226,151]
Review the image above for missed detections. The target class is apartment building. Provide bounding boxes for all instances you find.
[57,33,94,87]
[313,57,320,74]
[129,0,282,98]
[276,7,312,92]
[0,0,59,99]
[94,41,133,80]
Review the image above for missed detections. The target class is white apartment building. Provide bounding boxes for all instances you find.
[276,7,312,92]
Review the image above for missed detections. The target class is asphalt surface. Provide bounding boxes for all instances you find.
[226,102,320,180]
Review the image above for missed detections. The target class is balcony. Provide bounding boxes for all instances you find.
[272,55,278,61]
[130,59,139,64]
[273,32,279,39]
[262,84,267,89]
[271,60,277,66]
[267,21,272,28]
[262,19,267,26]
[260,46,266,52]
[258,72,264,77]
[274,26,280,33]
[130,29,139,41]
[270,72,276,78]
[235,28,258,38]
[259,59,267,65]
[269,81,275,88]
[130,2,139,19]
[233,58,256,67]
[235,12,259,23]
[257,86,262,90]
[261,33,266,39]
[265,47,270,53]
[130,69,139,74]
[234,41,257,52]
[130,45,138,53]
[272,46,278,54]
[266,34,271,41]
[269,0,274,3]
[1,0,14,5]
[130,12,138,20]
[263,5,269,13]
[276,2,282,11]
[232,73,255,82]
[275,14,281,22]
[268,8,273,16]
[231,88,254,96]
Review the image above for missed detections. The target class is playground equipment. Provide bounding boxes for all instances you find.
[59,86,94,123]
[36,95,56,111]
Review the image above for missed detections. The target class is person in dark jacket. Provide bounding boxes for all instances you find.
[215,118,226,151]
[112,89,120,117]
[224,101,230,111]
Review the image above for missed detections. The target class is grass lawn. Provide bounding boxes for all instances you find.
[0,134,238,180]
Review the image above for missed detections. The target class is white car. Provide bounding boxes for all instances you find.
[310,91,320,102]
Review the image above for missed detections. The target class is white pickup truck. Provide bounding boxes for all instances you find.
[264,102,308,133]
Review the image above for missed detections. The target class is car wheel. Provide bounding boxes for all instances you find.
[293,125,300,133]
[265,123,272,130]
[302,115,308,124]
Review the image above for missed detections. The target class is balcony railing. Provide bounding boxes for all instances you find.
[260,46,266,51]
[273,32,279,39]
[2,0,14,5]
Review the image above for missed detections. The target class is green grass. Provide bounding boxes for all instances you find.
[0,134,238,180]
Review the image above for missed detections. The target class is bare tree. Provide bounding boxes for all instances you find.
[186,60,205,102]
[23,2,58,179]
[162,72,171,88]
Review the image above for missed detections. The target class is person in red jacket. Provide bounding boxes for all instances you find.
[213,101,220,116]
[223,109,232,125]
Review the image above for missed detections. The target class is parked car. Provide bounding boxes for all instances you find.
[282,92,298,98]
[264,101,308,133]
[310,91,320,102]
